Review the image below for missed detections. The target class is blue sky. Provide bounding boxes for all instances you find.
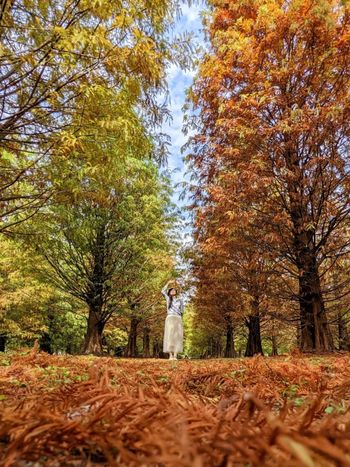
[162,2,204,213]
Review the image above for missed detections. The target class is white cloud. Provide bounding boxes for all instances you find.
[181,4,201,24]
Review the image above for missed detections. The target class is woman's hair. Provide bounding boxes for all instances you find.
[167,287,177,309]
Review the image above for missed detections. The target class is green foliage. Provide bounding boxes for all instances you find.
[183,304,225,358]
[0,0,187,356]
[283,384,300,399]
[0,238,51,343]
[325,401,346,414]
[0,235,87,353]
[14,85,177,354]
[104,328,129,352]
[0,0,187,233]
[0,0,179,148]
[47,311,86,354]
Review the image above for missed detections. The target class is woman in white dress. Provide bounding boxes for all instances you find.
[161,281,184,360]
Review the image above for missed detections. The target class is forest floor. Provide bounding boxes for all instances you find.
[1,349,350,466]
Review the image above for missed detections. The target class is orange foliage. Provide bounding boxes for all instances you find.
[1,350,350,465]
[187,0,350,352]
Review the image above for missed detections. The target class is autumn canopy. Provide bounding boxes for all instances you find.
[187,0,350,354]
[2,0,350,464]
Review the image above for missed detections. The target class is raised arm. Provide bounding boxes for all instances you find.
[161,282,170,298]
[180,296,185,316]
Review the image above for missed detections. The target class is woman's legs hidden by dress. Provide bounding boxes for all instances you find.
[169,351,178,360]
[164,315,183,360]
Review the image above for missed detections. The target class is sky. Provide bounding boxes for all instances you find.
[162,2,204,212]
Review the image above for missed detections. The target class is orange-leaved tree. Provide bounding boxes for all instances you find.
[187,0,350,352]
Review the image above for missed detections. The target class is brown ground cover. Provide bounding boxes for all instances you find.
[1,347,350,466]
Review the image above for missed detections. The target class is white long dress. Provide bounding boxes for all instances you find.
[161,285,184,354]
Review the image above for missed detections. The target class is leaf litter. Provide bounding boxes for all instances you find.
[1,350,350,466]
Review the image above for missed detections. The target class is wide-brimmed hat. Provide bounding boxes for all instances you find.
[167,280,182,294]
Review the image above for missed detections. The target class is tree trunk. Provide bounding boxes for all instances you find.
[245,312,263,357]
[224,318,235,358]
[83,308,105,355]
[125,317,139,357]
[114,346,124,357]
[40,312,54,354]
[338,312,350,351]
[216,339,221,357]
[40,332,53,354]
[152,338,161,358]
[83,223,107,355]
[298,253,333,352]
[208,338,212,358]
[208,337,221,357]
[143,325,150,358]
[286,147,334,352]
[296,320,301,349]
[0,335,6,352]
[213,338,222,357]
[271,335,278,356]
[66,341,73,355]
